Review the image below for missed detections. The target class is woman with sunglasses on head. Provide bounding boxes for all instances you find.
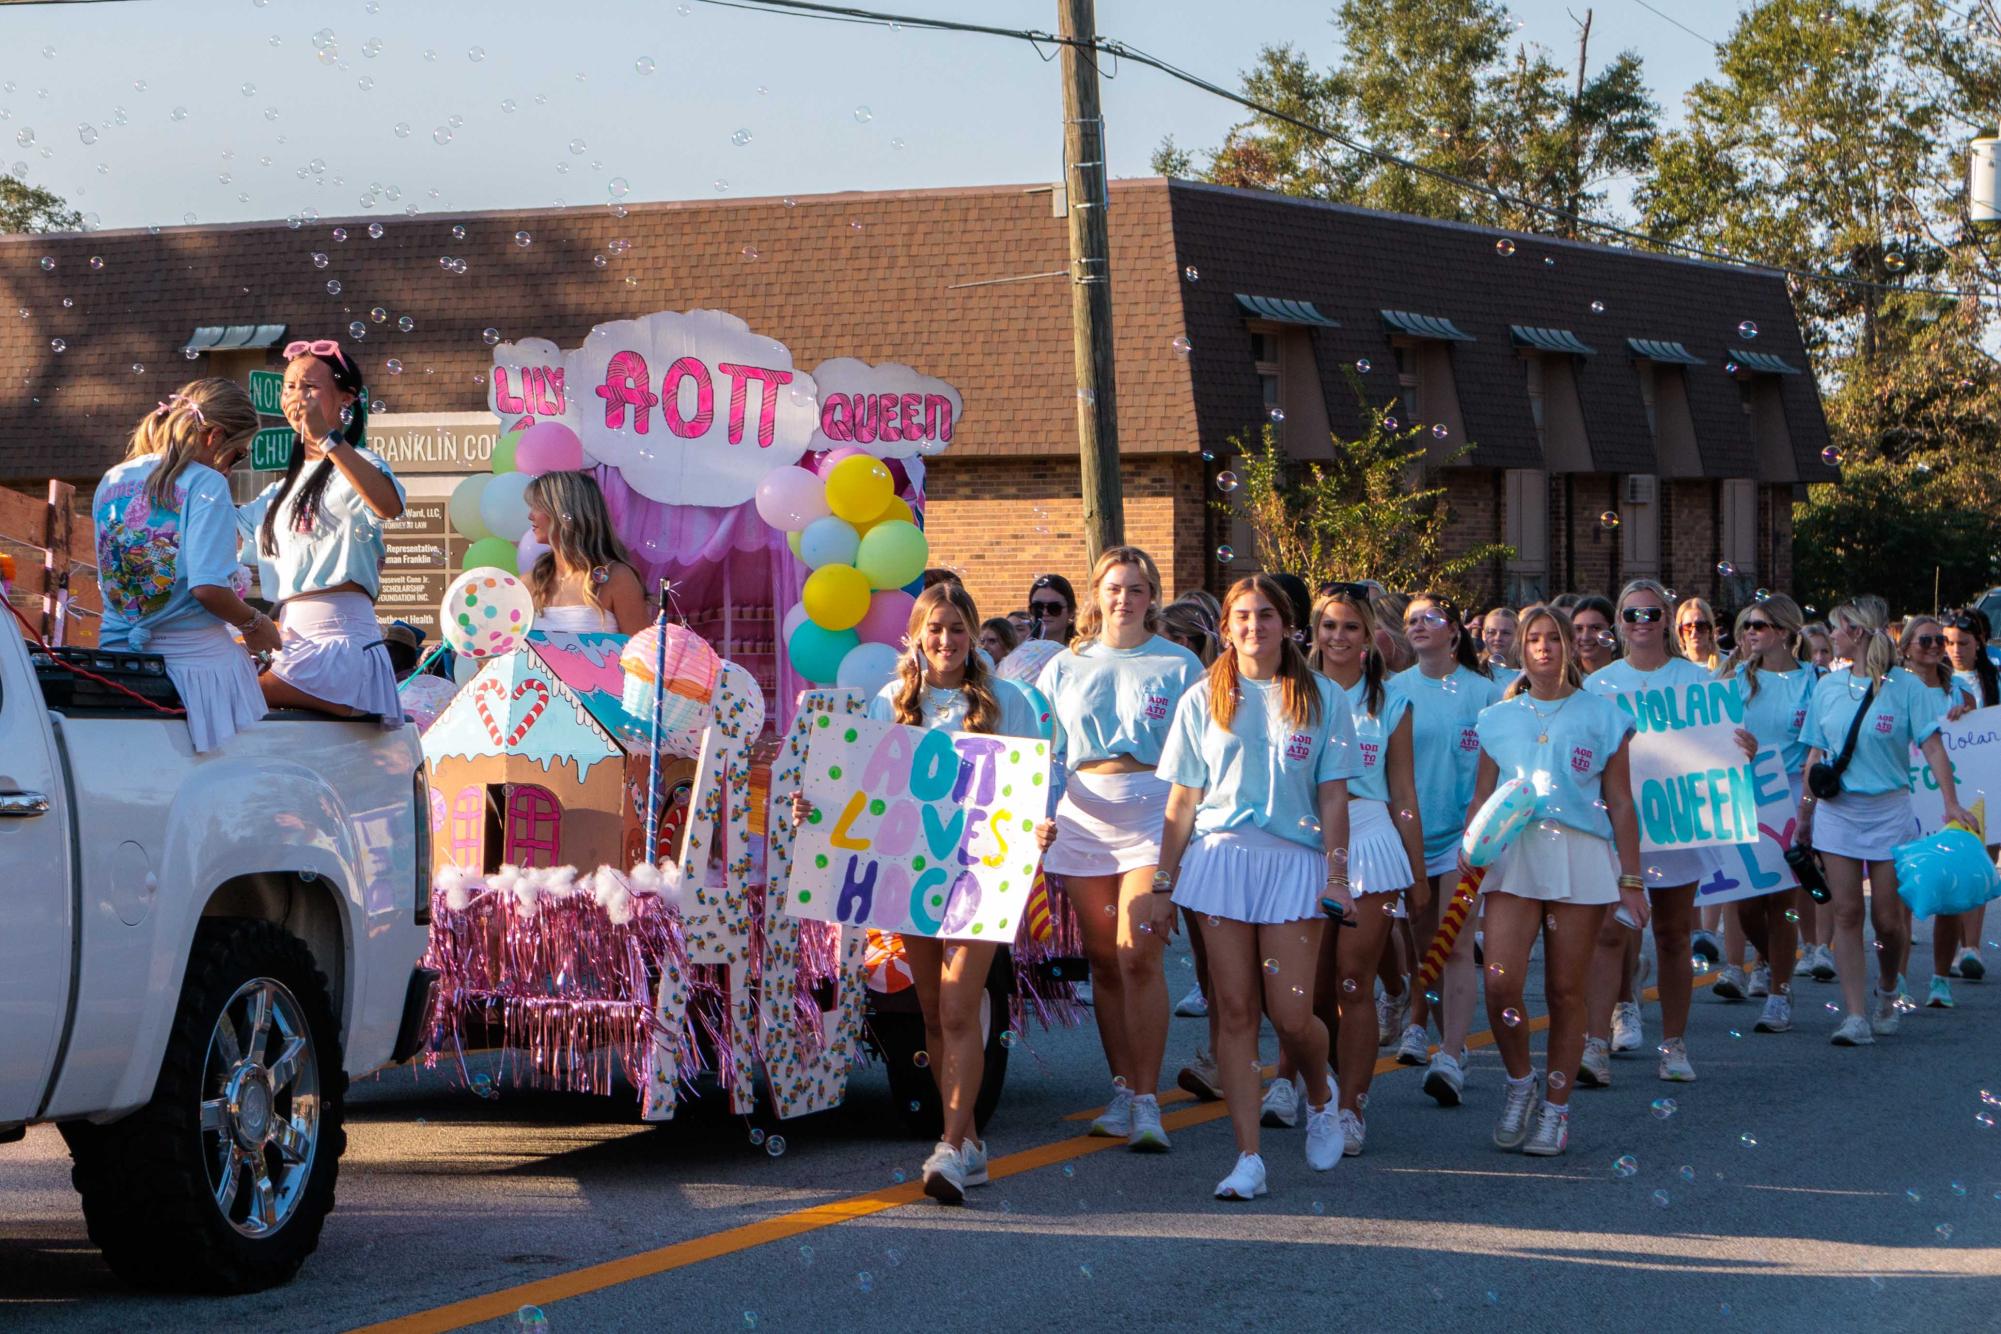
[1465,603,1645,1155]
[1579,580,1756,1086]
[238,340,406,720]
[1675,596,1722,672]
[1036,547,1204,1153]
[1387,593,1501,1109]
[1898,614,1981,1009]
[1026,573,1078,644]
[94,380,282,751]
[1570,595,1619,678]
[1939,611,1999,989]
[1798,597,1974,1044]
[1155,575,1360,1198]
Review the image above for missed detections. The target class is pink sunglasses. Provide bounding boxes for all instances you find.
[283,338,353,372]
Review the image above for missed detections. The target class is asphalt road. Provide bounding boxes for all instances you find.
[4,921,1999,1332]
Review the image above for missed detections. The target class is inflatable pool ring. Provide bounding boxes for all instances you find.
[1462,776,1538,869]
[995,638,1063,684]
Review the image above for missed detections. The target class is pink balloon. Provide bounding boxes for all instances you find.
[515,421,584,476]
[855,589,915,646]
[813,445,868,475]
[755,465,831,532]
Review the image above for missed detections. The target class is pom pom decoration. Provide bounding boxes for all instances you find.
[789,619,859,685]
[619,623,722,735]
[854,519,928,590]
[995,637,1064,683]
[755,464,831,532]
[1462,776,1538,869]
[1893,824,2001,918]
[798,515,861,570]
[441,567,537,658]
[823,454,894,525]
[836,641,900,694]
[514,420,584,476]
[479,470,536,543]
[448,472,494,542]
[802,563,873,632]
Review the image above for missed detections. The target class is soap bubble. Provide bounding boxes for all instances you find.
[1216,544,1235,562]
[49,337,65,352]
[999,1030,1018,1048]
[853,105,873,123]
[1679,1164,1696,1183]
[1725,361,1740,375]
[1885,250,1907,273]
[799,1244,814,1264]
[1495,238,1516,257]
[731,128,753,147]
[38,256,53,271]
[1738,320,1759,340]
[1215,471,1239,493]
[748,1127,766,1146]
[1431,422,1449,438]
[1716,561,1737,577]
[1501,1007,1522,1027]
[370,306,388,323]
[856,1271,873,1292]
[1739,1132,1757,1148]
[1171,335,1192,356]
[1184,265,1200,281]
[368,222,385,239]
[349,321,366,339]
[1544,256,1556,268]
[1821,445,1842,466]
[766,1135,787,1157]
[1262,958,1280,975]
[1384,416,1400,431]
[397,314,415,333]
[1599,510,1621,530]
[1548,1070,1568,1089]
[1650,1098,1678,1118]
[913,1050,930,1068]
[1355,358,1372,373]
[326,279,342,295]
[514,231,532,247]
[433,126,453,146]
[1590,300,1606,314]
[77,124,97,146]
[1652,1189,1671,1207]
[517,1309,546,1328]
[385,357,403,374]
[482,327,501,346]
[1268,406,1287,423]
[1906,1188,1922,1205]
[311,252,330,269]
[1936,1223,1954,1242]
[636,55,657,75]
[467,45,486,62]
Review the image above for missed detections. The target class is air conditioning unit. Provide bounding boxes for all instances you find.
[1624,474,1657,506]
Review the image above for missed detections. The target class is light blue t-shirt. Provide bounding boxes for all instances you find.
[93,457,241,650]
[1476,689,1637,840]
[1891,666,1970,721]
[1393,664,1505,864]
[867,676,1042,739]
[1725,663,1820,776]
[1337,673,1410,806]
[1036,634,1204,769]
[236,445,406,603]
[1157,674,1363,851]
[1799,670,1943,796]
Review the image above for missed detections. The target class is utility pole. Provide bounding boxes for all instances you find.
[1564,7,1592,239]
[1058,0,1124,562]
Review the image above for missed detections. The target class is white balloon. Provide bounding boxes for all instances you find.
[479,470,535,543]
[836,640,900,696]
[447,472,493,542]
[781,601,809,644]
[516,533,551,575]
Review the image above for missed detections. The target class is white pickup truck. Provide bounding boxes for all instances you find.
[0,627,435,1293]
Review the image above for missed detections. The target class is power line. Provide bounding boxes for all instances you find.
[1627,0,1719,49]
[694,0,1982,299]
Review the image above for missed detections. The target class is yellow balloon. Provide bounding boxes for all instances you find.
[855,494,915,536]
[802,562,873,632]
[824,455,894,525]
[786,529,803,559]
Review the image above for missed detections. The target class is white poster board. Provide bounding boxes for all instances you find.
[1911,705,2001,837]
[1698,747,1804,905]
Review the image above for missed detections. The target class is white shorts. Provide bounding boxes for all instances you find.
[271,590,403,723]
[1482,823,1619,905]
[1172,826,1326,925]
[1812,789,1918,863]
[1044,769,1169,878]
[1348,800,1415,898]
[102,619,266,753]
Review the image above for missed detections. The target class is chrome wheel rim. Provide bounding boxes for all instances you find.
[199,977,320,1238]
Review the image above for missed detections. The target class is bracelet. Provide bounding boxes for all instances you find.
[1617,874,1644,890]
[232,610,264,631]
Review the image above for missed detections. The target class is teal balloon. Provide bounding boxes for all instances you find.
[491,429,523,475]
[462,536,518,572]
[789,620,859,685]
[798,515,861,570]
[855,519,928,591]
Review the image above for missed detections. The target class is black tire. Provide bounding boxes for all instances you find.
[874,955,1011,1139]
[62,918,346,1293]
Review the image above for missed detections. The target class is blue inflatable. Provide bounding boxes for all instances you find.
[1892,826,2000,918]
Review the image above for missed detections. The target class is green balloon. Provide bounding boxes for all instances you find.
[855,519,929,591]
[463,536,519,572]
[789,620,859,685]
[491,429,523,475]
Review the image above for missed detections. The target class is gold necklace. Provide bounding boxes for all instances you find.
[1524,690,1574,745]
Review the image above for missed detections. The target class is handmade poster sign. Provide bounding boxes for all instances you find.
[788,715,1051,941]
[1911,705,2001,836]
[1699,747,1804,905]
[809,357,962,460]
[1611,681,1756,853]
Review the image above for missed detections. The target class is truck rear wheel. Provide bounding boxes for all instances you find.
[62,918,346,1293]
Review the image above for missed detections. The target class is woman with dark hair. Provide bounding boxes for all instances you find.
[978,616,1019,662]
[1941,609,1999,987]
[1571,595,1618,677]
[239,340,406,719]
[1027,572,1078,643]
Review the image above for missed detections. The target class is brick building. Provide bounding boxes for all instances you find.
[0,178,1831,624]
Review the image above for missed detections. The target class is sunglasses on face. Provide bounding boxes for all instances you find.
[1679,619,1714,633]
[1912,635,1946,649]
[1739,619,1773,633]
[1620,606,1665,624]
[1030,600,1068,616]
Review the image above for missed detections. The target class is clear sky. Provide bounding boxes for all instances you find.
[3,0,1747,234]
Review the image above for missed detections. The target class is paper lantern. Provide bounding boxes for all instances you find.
[803,563,872,632]
[789,620,858,685]
[462,536,519,573]
[515,421,584,476]
[824,455,894,525]
[837,641,900,695]
[855,589,915,646]
[441,567,536,658]
[479,470,535,543]
[448,472,494,542]
[756,464,831,532]
[619,623,723,735]
[855,519,927,590]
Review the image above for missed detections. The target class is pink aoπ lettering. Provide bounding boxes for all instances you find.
[594,350,792,446]
[820,392,955,447]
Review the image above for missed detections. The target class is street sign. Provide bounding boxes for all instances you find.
[249,369,284,417]
[250,426,296,471]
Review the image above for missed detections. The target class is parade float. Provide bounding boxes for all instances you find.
[411,309,1079,1131]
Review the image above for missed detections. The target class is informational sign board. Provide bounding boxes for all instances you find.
[375,499,466,636]
[365,413,502,475]
[249,426,295,471]
[248,368,284,418]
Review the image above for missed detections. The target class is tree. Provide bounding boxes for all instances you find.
[1791,454,2001,614]
[1149,135,1194,178]
[0,175,81,233]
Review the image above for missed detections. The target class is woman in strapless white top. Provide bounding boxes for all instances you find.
[522,470,648,636]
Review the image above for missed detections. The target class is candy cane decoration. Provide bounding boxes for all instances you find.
[1416,866,1486,992]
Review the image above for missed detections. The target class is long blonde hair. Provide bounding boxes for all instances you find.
[1208,575,1322,731]
[1503,604,1583,700]
[1674,594,1721,668]
[1071,545,1165,647]
[1829,595,1895,683]
[1900,613,1957,694]
[891,582,1002,732]
[1723,593,1805,700]
[524,470,632,615]
[1308,588,1387,717]
[124,378,257,508]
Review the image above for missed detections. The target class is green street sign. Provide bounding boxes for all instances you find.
[250,426,296,471]
[249,368,284,417]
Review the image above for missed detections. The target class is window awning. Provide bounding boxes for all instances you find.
[1235,294,1340,328]
[1510,325,1596,356]
[182,323,288,354]
[1728,348,1802,376]
[1626,338,1704,366]
[1381,310,1474,342]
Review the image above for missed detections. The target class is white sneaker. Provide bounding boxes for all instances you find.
[1576,1037,1612,1088]
[1075,982,1094,1007]
[1214,1151,1268,1200]
[1611,1001,1644,1053]
[1423,1051,1465,1107]
[1870,988,1901,1036]
[1754,992,1793,1033]
[1809,945,1836,981]
[1260,1076,1301,1129]
[1090,1084,1134,1137]
[1713,965,1748,1001]
[1955,946,1986,981]
[1522,1101,1571,1156]
[960,1138,990,1186]
[1176,1049,1223,1102]
[1376,985,1410,1047]
[1337,1108,1366,1156]
[1173,984,1209,1017]
[921,1141,966,1205]
[1128,1094,1171,1152]
[1830,1013,1874,1046]
[1657,1036,1696,1082]
[1394,1023,1431,1066]
[1493,1075,1542,1150]
[1927,976,1955,1009]
[1748,962,1771,997]
[1304,1098,1344,1171]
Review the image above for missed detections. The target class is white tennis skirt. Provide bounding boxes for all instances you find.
[271,590,403,724]
[103,619,266,753]
[1482,823,1620,905]
[1641,845,1722,893]
[1045,768,1170,877]
[1349,799,1415,898]
[1172,826,1327,925]
[1813,788,1919,863]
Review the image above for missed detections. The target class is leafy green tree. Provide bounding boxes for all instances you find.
[0,176,80,233]
[1792,454,2001,613]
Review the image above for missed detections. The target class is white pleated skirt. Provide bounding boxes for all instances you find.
[1045,769,1170,877]
[1813,789,1919,863]
[270,590,402,724]
[1172,826,1328,925]
[1642,844,1723,892]
[1482,823,1620,905]
[102,619,267,753]
[1348,799,1415,898]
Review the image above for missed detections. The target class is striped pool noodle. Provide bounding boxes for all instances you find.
[1416,865,1486,991]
